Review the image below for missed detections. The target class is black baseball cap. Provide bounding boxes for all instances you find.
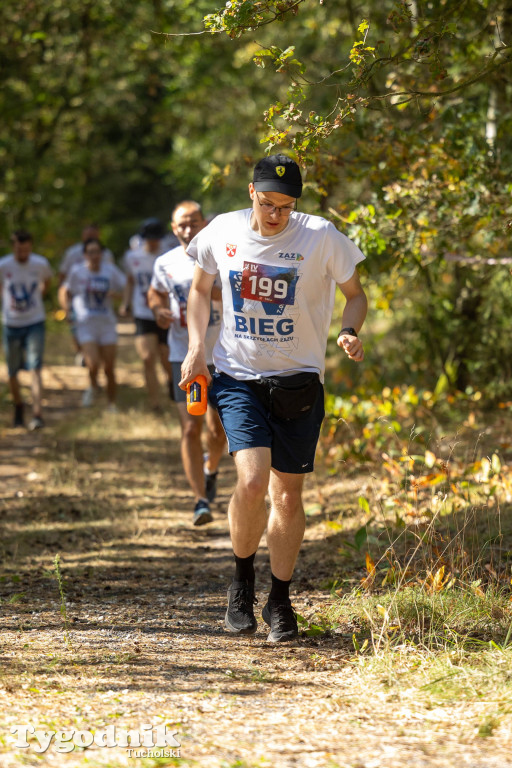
[139,217,165,239]
[252,154,303,198]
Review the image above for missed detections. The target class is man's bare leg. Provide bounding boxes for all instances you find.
[30,368,43,419]
[135,334,160,409]
[267,470,305,580]
[228,446,270,556]
[176,403,207,501]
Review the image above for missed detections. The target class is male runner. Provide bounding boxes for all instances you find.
[180,155,367,641]
[147,201,226,526]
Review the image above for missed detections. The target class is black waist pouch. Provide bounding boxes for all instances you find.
[248,372,321,420]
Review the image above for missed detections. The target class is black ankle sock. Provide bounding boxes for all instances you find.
[269,573,291,602]
[233,552,256,583]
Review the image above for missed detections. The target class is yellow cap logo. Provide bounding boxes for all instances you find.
[276,165,285,177]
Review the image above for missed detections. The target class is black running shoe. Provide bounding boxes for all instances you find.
[225,581,258,635]
[262,598,298,643]
[205,471,218,503]
[193,499,213,526]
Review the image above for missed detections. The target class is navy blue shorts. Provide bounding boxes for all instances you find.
[210,371,325,474]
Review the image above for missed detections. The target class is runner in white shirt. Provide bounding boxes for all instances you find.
[121,225,178,273]
[58,225,114,363]
[59,226,114,283]
[120,219,173,412]
[147,201,226,527]
[0,230,53,430]
[180,155,368,642]
[59,237,126,410]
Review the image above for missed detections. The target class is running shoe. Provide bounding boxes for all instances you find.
[81,387,95,407]
[193,499,213,526]
[28,416,44,431]
[225,581,258,635]
[262,598,299,643]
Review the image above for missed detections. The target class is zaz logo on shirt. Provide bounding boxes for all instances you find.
[278,252,304,261]
[226,244,237,258]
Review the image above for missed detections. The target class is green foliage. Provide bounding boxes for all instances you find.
[199,0,512,397]
[1,1,172,241]
[319,382,512,642]
[0,0,271,256]
[337,122,512,394]
[201,0,511,160]
[295,611,330,636]
[327,584,512,651]
[2,0,511,396]
[204,0,304,37]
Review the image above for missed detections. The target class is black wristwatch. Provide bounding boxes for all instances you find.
[338,327,358,337]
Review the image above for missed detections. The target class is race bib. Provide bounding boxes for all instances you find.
[240,262,298,306]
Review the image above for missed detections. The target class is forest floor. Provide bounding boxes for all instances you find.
[1,321,512,768]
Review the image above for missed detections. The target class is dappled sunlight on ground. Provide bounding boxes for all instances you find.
[1,326,512,767]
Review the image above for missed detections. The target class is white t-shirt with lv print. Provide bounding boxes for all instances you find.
[187,208,365,382]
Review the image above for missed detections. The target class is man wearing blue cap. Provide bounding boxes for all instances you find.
[120,218,173,412]
[180,154,368,642]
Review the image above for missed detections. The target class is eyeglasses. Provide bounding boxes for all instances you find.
[255,192,297,216]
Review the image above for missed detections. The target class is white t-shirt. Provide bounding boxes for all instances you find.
[124,248,159,320]
[121,234,179,273]
[65,262,126,324]
[151,246,221,363]
[59,242,114,278]
[0,254,53,327]
[187,209,365,381]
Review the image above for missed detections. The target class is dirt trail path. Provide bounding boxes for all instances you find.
[0,325,509,768]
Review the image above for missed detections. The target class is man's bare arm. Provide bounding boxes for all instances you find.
[336,269,368,362]
[147,285,173,329]
[119,273,134,316]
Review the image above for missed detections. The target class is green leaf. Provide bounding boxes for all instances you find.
[305,624,326,637]
[7,592,25,604]
[354,524,368,551]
